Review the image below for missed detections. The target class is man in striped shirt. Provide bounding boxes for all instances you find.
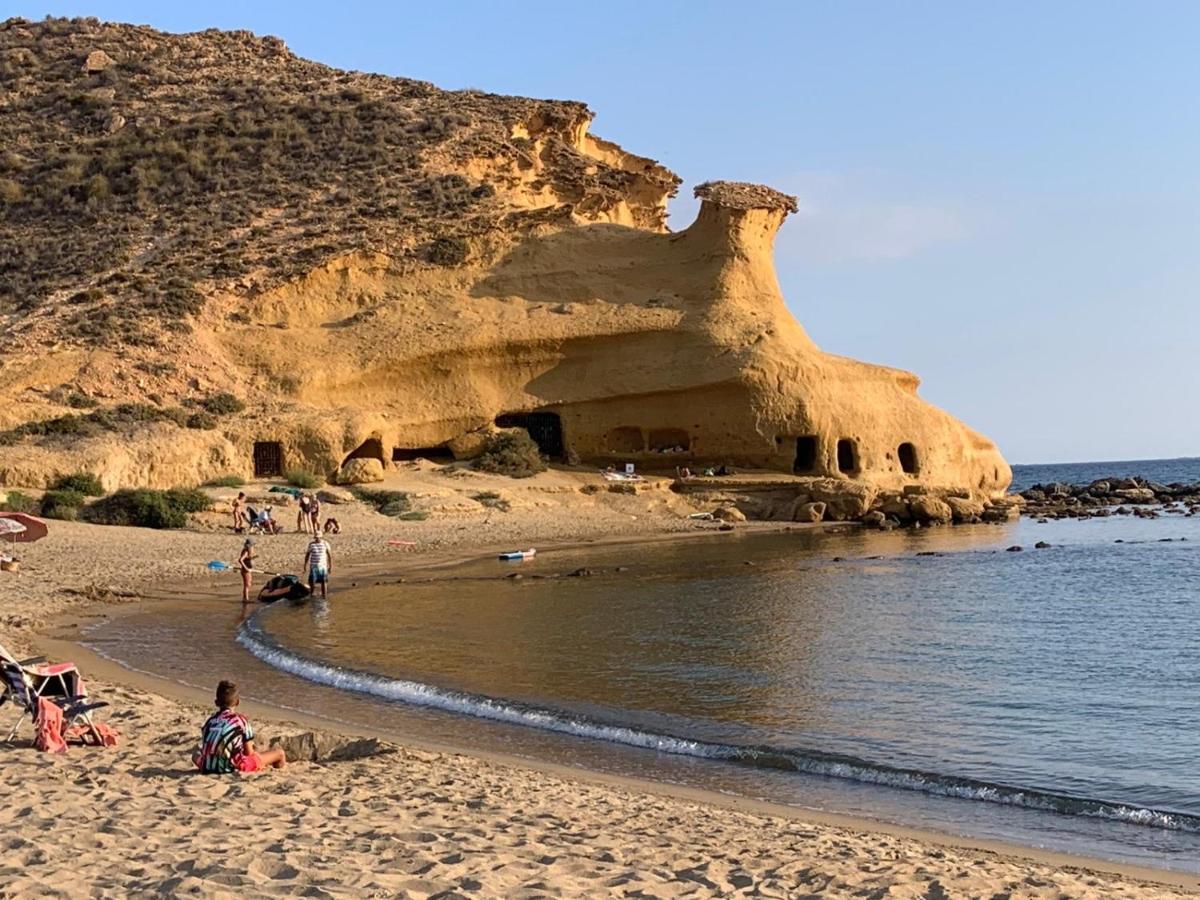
[303,533,333,598]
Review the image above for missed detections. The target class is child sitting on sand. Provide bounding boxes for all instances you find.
[194,680,286,774]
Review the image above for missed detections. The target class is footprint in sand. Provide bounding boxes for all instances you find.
[247,858,301,881]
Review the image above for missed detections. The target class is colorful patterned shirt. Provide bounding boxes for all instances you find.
[197,709,254,774]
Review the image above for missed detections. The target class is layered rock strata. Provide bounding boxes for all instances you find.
[0,19,1011,509]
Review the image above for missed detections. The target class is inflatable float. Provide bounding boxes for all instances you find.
[257,574,312,603]
[498,549,537,561]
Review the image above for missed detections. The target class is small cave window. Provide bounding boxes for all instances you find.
[253,441,283,478]
[898,442,919,475]
[837,438,859,474]
[648,428,690,453]
[793,436,818,474]
[606,426,645,454]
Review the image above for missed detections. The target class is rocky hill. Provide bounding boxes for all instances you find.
[0,16,677,348]
[0,17,1011,516]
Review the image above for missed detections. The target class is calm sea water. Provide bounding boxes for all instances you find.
[85,458,1200,872]
[1010,457,1200,491]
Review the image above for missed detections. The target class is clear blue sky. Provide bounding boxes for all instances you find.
[13,1,1200,463]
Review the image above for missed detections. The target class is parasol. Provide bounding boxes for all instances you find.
[0,518,25,537]
[0,512,48,542]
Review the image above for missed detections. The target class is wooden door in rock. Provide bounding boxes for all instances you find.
[253,441,284,478]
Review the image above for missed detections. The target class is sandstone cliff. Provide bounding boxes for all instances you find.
[0,17,1010,504]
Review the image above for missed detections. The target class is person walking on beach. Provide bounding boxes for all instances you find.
[194,680,286,774]
[296,493,311,533]
[238,538,256,603]
[308,495,321,536]
[303,533,333,599]
[232,491,247,532]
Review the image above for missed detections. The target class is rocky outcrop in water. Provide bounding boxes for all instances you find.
[1017,477,1200,520]
[676,477,1022,528]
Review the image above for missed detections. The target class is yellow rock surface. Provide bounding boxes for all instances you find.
[0,20,1009,499]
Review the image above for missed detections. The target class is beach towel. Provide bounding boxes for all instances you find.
[67,721,120,747]
[34,697,68,753]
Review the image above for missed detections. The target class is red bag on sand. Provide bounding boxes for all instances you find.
[34,698,68,753]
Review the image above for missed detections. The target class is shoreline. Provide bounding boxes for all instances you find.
[31,524,1200,890]
[6,497,1198,895]
[38,599,1200,892]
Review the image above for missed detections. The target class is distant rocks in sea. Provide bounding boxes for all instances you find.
[1017,476,1200,520]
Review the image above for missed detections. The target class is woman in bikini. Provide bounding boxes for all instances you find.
[238,539,256,603]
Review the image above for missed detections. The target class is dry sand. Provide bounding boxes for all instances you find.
[2,467,1196,898]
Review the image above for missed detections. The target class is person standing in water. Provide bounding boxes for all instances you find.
[302,533,333,599]
[238,539,256,603]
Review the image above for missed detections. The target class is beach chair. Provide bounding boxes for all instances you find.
[0,643,108,742]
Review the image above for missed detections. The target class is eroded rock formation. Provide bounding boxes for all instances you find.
[0,18,1010,502]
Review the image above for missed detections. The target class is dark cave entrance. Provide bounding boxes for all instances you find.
[837,438,859,474]
[793,436,818,474]
[495,412,565,459]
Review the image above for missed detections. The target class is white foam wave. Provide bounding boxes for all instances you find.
[237,623,717,757]
[236,622,1200,834]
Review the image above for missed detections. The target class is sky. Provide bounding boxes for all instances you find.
[10,1,1200,463]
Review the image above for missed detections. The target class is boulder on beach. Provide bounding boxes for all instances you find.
[336,458,385,485]
[713,506,746,523]
[794,501,826,523]
[909,496,953,524]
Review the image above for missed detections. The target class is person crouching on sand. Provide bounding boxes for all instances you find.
[238,538,256,603]
[193,680,286,774]
[303,532,333,599]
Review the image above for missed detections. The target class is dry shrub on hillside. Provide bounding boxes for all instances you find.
[473,430,546,478]
[1,16,651,347]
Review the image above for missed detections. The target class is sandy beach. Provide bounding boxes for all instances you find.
[3,469,1197,898]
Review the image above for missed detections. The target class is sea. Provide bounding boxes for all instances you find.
[83,457,1200,873]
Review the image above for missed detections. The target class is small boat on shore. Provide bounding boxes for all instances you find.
[498,549,537,561]
[257,574,312,603]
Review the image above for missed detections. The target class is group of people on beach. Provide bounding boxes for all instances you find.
[237,532,334,602]
[230,491,340,537]
[200,492,343,776]
[229,488,338,603]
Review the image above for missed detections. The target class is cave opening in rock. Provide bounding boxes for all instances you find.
[606,426,645,454]
[793,436,818,474]
[837,438,859,474]
[648,428,690,453]
[898,442,919,475]
[253,441,283,478]
[392,446,454,463]
[342,437,386,469]
[495,412,564,459]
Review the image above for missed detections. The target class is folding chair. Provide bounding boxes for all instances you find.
[0,642,108,742]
